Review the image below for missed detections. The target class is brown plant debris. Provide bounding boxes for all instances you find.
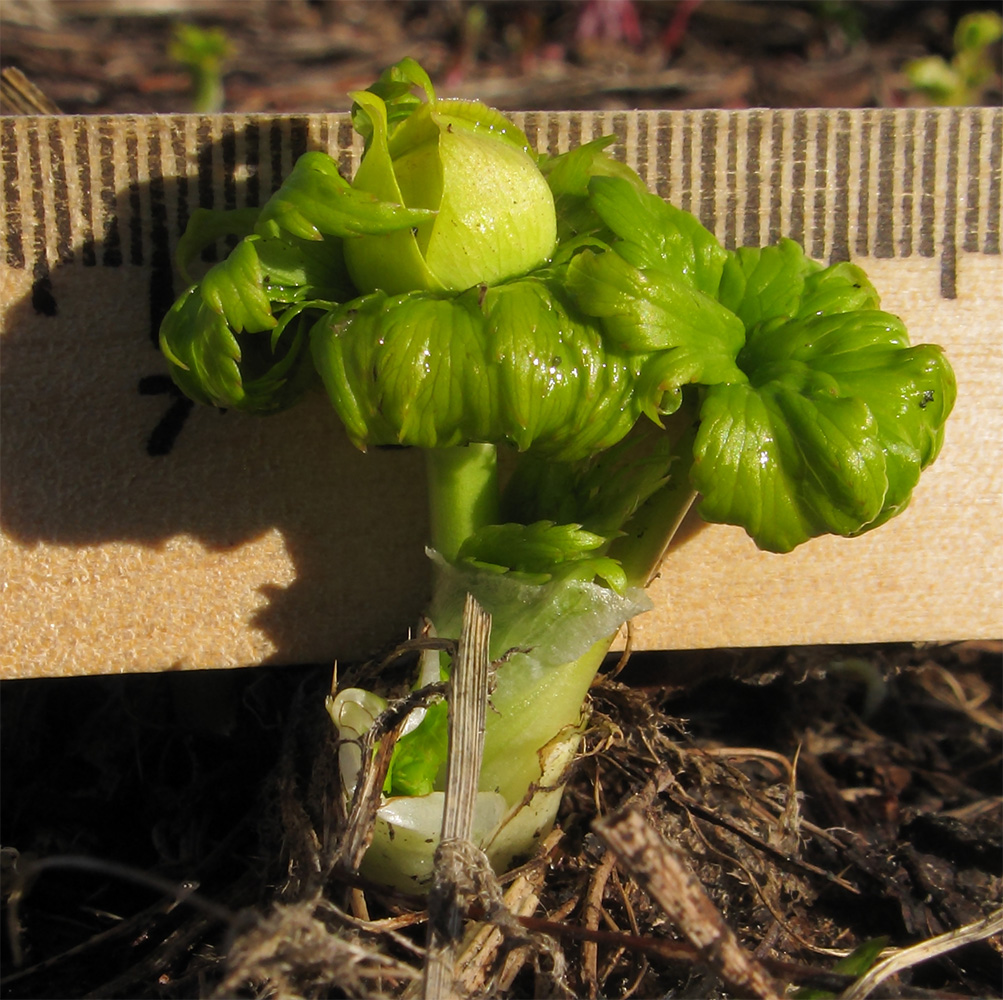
[8,639,999,998]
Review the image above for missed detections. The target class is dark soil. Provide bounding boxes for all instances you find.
[2,643,1000,997]
[2,2,1001,998]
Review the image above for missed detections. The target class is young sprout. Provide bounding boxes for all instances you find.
[160,60,956,892]
[169,23,232,114]
[905,9,1003,106]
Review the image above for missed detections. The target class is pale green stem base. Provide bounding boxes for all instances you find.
[479,635,613,804]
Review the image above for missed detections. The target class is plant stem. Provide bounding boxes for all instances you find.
[610,420,699,588]
[425,443,500,561]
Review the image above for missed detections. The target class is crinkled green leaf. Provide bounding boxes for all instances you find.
[199,237,276,334]
[484,278,637,457]
[718,239,819,329]
[567,247,745,361]
[799,260,881,317]
[310,277,641,461]
[351,56,436,145]
[540,136,648,243]
[692,249,956,552]
[562,176,746,414]
[174,206,261,284]
[694,375,889,553]
[255,149,434,242]
[160,282,319,413]
[253,233,354,304]
[502,418,677,540]
[456,521,627,592]
[586,176,730,296]
[160,284,243,408]
[161,224,347,413]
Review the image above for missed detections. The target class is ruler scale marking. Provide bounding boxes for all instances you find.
[725,113,738,250]
[941,110,960,298]
[74,117,97,266]
[97,118,121,268]
[919,111,938,258]
[830,110,851,263]
[699,110,716,234]
[809,112,826,261]
[244,119,261,209]
[125,121,143,267]
[639,109,652,190]
[900,109,916,258]
[27,121,56,314]
[267,118,283,196]
[653,111,669,201]
[875,110,895,258]
[987,110,1002,254]
[741,111,759,248]
[546,113,560,161]
[0,110,998,288]
[2,117,24,268]
[855,111,872,259]
[680,111,693,214]
[317,113,329,155]
[767,113,783,244]
[627,111,642,183]
[47,119,73,266]
[221,117,237,219]
[170,115,189,240]
[335,115,353,178]
[964,112,982,253]
[290,116,309,165]
[790,109,807,250]
[147,121,174,345]
[195,117,217,262]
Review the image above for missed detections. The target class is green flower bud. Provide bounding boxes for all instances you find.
[344,83,557,295]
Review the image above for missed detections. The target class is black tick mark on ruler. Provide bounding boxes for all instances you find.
[138,374,194,456]
[31,275,57,316]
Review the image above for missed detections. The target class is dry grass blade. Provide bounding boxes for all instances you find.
[453,829,563,996]
[840,906,1003,999]
[423,593,492,1000]
[594,806,783,1000]
[0,66,62,113]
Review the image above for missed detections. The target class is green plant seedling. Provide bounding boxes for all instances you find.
[905,9,1003,106]
[159,59,956,892]
[169,22,232,114]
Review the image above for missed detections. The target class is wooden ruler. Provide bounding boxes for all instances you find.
[1,108,1000,679]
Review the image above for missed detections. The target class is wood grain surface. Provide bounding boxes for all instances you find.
[2,108,1000,678]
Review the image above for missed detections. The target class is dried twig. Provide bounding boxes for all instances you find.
[594,806,783,1000]
[582,848,618,997]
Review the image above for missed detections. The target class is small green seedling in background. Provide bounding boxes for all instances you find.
[905,9,1002,106]
[793,936,889,999]
[169,23,231,114]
